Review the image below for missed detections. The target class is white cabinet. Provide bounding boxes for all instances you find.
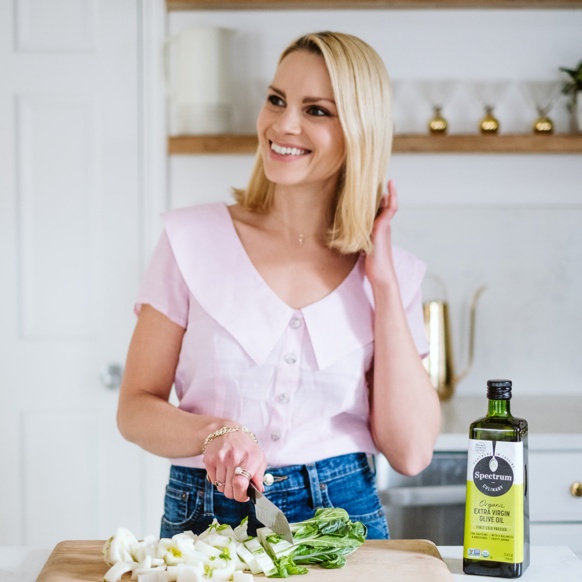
[529,450,582,556]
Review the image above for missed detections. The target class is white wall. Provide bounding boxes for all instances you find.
[166,9,582,396]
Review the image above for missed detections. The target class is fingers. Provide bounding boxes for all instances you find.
[224,464,253,501]
[203,433,267,502]
[249,458,268,493]
[383,179,398,216]
[206,471,226,490]
[376,180,398,221]
[221,463,261,502]
[206,463,271,502]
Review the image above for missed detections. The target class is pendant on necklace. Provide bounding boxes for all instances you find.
[298,234,306,244]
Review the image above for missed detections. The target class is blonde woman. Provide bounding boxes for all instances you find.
[117,31,440,540]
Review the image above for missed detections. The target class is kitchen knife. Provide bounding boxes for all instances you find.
[248,483,294,544]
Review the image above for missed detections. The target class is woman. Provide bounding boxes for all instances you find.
[117,31,440,540]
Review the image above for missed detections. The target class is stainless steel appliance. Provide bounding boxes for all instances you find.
[375,452,467,545]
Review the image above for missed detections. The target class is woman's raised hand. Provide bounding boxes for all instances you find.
[364,179,399,286]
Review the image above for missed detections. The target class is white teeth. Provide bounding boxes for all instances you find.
[271,142,307,156]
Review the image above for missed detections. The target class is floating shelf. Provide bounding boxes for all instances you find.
[168,0,582,9]
[168,134,582,155]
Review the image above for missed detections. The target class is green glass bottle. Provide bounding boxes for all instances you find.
[463,379,530,578]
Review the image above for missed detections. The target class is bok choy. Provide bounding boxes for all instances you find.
[102,508,366,581]
[257,508,367,577]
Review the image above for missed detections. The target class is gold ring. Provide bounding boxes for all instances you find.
[234,466,252,480]
[214,480,225,488]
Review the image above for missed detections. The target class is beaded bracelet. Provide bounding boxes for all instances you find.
[202,426,258,454]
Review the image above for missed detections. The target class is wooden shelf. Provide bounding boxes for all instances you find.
[170,134,258,154]
[168,0,582,9]
[394,134,582,153]
[168,134,582,155]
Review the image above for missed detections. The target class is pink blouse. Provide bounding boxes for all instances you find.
[135,203,428,469]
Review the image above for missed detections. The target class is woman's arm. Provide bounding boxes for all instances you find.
[117,304,267,499]
[365,181,441,476]
[117,304,223,458]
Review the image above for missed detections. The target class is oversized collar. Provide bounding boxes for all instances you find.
[163,203,374,369]
[162,203,422,370]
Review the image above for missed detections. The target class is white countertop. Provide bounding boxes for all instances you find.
[435,395,582,451]
[2,545,582,582]
[439,546,582,581]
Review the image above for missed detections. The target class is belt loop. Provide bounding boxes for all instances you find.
[203,475,215,516]
[367,453,377,474]
[305,462,323,509]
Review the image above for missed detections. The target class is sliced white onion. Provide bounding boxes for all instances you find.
[137,570,170,582]
[102,524,258,582]
[103,561,134,582]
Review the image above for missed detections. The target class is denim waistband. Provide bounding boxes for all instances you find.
[169,452,375,494]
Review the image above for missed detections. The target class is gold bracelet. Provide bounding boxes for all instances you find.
[202,426,258,454]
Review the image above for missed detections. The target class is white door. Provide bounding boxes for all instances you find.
[0,0,168,547]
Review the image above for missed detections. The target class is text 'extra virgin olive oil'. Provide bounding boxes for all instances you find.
[463,379,530,578]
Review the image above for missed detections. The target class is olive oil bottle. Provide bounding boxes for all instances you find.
[463,379,530,578]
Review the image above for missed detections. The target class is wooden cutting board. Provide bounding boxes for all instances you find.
[36,539,453,582]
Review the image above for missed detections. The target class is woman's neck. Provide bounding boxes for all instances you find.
[269,184,336,245]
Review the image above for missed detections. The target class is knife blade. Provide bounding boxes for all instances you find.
[248,483,294,544]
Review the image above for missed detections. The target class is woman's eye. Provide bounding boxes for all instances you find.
[267,94,285,107]
[306,106,330,117]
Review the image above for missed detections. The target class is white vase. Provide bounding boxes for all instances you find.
[164,26,235,135]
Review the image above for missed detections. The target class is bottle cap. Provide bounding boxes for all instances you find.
[487,379,512,400]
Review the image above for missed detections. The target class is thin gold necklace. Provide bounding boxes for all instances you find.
[269,213,327,245]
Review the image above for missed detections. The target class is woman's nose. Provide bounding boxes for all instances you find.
[273,107,301,134]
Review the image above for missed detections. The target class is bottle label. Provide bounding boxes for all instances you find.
[464,439,524,564]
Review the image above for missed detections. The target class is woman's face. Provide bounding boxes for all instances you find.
[257,50,346,193]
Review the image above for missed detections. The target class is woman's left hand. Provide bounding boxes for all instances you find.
[364,179,398,286]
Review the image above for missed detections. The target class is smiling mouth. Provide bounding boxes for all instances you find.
[270,141,311,156]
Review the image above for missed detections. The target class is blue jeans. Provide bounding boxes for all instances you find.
[160,452,389,540]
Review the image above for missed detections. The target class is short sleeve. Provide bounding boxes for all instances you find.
[134,231,189,328]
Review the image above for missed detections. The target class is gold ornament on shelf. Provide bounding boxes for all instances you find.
[480,106,500,134]
[416,79,458,136]
[521,80,561,136]
[470,80,508,136]
[429,106,448,134]
[533,116,554,134]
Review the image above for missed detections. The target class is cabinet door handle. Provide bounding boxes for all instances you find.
[571,482,582,497]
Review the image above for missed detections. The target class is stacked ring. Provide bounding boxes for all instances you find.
[234,466,253,480]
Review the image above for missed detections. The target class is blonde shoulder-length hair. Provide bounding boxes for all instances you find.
[233,31,393,255]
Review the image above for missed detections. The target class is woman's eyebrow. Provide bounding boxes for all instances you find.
[269,85,335,105]
[303,96,336,105]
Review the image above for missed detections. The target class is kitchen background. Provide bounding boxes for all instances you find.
[167,7,582,395]
[0,0,580,552]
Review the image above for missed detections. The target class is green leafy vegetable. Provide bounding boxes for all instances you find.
[258,508,367,577]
